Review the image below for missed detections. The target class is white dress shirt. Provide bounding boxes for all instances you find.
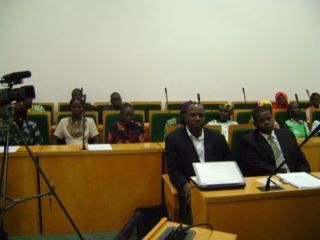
[186,126,205,163]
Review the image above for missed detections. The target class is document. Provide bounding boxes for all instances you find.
[192,161,245,190]
[0,146,20,153]
[276,172,320,189]
[87,144,112,151]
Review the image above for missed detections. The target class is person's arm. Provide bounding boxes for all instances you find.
[87,118,99,143]
[53,120,65,145]
[32,122,43,145]
[165,135,189,194]
[53,135,65,145]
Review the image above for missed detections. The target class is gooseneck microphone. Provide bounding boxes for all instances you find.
[295,93,308,139]
[82,94,86,150]
[265,159,287,191]
[299,123,320,147]
[165,88,169,110]
[242,87,247,103]
[197,93,201,104]
[306,89,311,98]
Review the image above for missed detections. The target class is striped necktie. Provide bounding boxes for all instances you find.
[268,135,287,172]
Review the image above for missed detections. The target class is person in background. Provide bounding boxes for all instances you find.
[71,88,97,111]
[54,98,99,145]
[103,92,122,111]
[108,103,145,143]
[0,101,43,146]
[306,92,320,123]
[250,100,280,129]
[163,101,192,138]
[272,91,289,110]
[24,98,45,112]
[207,104,238,140]
[238,105,310,176]
[285,102,310,138]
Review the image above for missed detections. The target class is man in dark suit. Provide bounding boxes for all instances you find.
[165,102,232,214]
[238,105,310,176]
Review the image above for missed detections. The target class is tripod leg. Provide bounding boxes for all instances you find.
[13,123,84,240]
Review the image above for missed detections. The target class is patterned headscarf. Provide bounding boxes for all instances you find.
[274,91,288,109]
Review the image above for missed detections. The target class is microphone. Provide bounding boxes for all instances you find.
[295,93,307,138]
[295,94,300,106]
[82,94,86,150]
[0,71,31,84]
[197,93,201,104]
[299,122,320,147]
[265,159,287,191]
[242,87,247,103]
[165,88,169,110]
[306,89,311,98]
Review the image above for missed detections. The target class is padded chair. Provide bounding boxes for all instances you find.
[233,109,253,124]
[149,110,180,142]
[58,102,70,112]
[131,101,162,123]
[201,101,228,110]
[205,125,222,134]
[55,111,99,125]
[162,174,180,222]
[274,109,307,129]
[94,102,111,125]
[166,125,181,136]
[231,101,257,110]
[167,101,185,110]
[205,111,220,124]
[311,110,320,123]
[33,102,55,124]
[289,100,310,109]
[27,111,51,144]
[228,124,254,161]
[102,110,144,143]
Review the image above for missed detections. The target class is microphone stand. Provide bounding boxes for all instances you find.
[264,160,287,191]
[197,93,201,104]
[165,88,169,111]
[81,94,86,150]
[299,122,320,147]
[295,93,308,139]
[306,89,311,99]
[242,87,247,104]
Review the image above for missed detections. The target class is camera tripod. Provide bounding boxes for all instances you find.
[0,109,84,239]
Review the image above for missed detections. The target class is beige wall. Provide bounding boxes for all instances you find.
[0,0,319,103]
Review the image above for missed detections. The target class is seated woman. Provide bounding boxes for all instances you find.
[285,102,310,138]
[53,98,99,145]
[108,103,145,143]
[207,104,238,140]
[272,91,289,110]
[163,101,192,138]
[306,92,320,123]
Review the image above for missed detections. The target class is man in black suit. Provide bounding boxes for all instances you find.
[238,105,310,176]
[165,102,232,215]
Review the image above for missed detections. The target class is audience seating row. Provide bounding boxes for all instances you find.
[27,108,319,145]
[34,100,311,125]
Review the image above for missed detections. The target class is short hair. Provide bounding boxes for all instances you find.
[252,105,271,121]
[310,92,320,101]
[69,98,84,109]
[120,103,133,114]
[71,88,82,97]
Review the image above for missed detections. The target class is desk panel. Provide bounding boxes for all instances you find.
[191,173,320,240]
[298,137,320,171]
[38,143,163,234]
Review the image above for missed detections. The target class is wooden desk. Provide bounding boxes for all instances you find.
[191,173,320,240]
[37,143,163,234]
[297,137,320,171]
[143,218,237,240]
[2,146,42,235]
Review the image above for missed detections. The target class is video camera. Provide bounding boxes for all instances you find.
[0,71,35,106]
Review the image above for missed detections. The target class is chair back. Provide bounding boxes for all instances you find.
[27,111,51,144]
[233,109,253,124]
[149,110,180,142]
[102,110,144,143]
[166,125,181,135]
[33,102,55,124]
[228,124,254,157]
[94,102,111,124]
[131,101,162,122]
[201,101,228,110]
[58,102,70,112]
[205,125,222,134]
[312,110,320,123]
[55,111,99,125]
[205,110,220,124]
[289,100,310,109]
[231,101,257,110]
[167,101,185,110]
[274,109,307,128]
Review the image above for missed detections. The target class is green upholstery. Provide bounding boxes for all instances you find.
[96,104,110,124]
[205,111,220,124]
[27,112,51,144]
[167,103,183,110]
[132,104,161,123]
[59,103,70,112]
[275,111,306,128]
[150,112,180,142]
[312,110,320,122]
[299,102,310,109]
[233,103,257,109]
[236,111,252,124]
[202,103,226,110]
[103,113,144,142]
[231,128,253,161]
[33,103,54,124]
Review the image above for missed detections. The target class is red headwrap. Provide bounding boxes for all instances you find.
[273,91,288,109]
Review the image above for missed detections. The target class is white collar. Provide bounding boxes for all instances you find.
[259,130,276,141]
[186,126,204,140]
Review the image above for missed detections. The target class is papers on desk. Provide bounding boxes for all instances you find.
[276,172,320,189]
[87,144,112,151]
[0,146,20,153]
[192,161,246,190]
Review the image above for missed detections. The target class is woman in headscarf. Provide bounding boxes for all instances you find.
[272,91,288,110]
